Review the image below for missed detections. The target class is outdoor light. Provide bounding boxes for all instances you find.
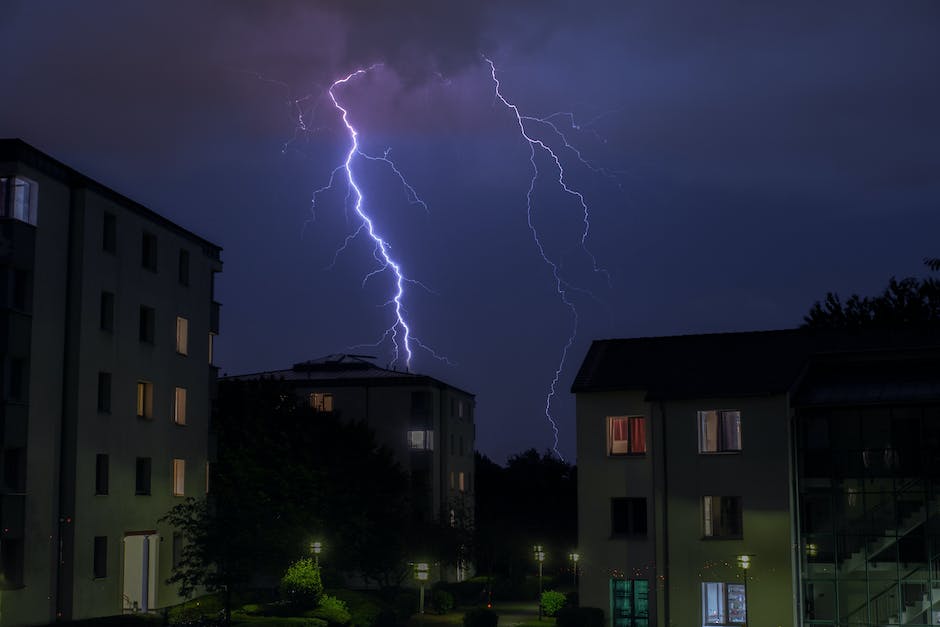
[806,543,818,558]
[736,554,752,570]
[534,545,546,620]
[414,562,430,614]
[569,552,581,587]
[534,545,545,562]
[311,541,323,566]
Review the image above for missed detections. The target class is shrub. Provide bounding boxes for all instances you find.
[392,590,418,621]
[431,589,455,614]
[306,596,352,627]
[540,590,566,617]
[280,558,324,609]
[463,608,498,627]
[555,607,604,627]
[435,580,487,606]
[373,609,399,627]
[327,590,386,627]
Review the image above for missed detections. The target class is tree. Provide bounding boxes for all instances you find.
[803,259,940,328]
[161,377,413,619]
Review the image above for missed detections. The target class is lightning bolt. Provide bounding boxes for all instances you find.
[485,56,609,460]
[314,65,430,371]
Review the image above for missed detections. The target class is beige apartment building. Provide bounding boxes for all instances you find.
[226,354,476,579]
[0,139,221,623]
[573,328,940,627]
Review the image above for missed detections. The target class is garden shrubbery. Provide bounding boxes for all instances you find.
[280,558,324,609]
[540,590,566,617]
[431,590,455,614]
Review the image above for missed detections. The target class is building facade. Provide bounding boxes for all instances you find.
[226,354,476,578]
[0,139,222,623]
[572,329,940,627]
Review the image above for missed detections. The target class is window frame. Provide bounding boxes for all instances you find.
[407,429,434,450]
[698,410,743,454]
[176,316,189,355]
[102,212,116,254]
[702,581,747,625]
[608,415,648,456]
[136,380,154,419]
[95,453,109,495]
[309,392,334,412]
[135,457,152,495]
[172,458,186,496]
[610,497,648,537]
[702,495,743,539]
[139,305,155,344]
[0,175,38,226]
[141,231,158,271]
[100,291,115,332]
[610,578,650,627]
[178,249,190,286]
[93,536,108,579]
[97,371,112,413]
[173,387,187,425]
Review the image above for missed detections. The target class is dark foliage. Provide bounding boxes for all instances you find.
[473,449,576,584]
[555,607,604,627]
[803,260,940,329]
[463,608,499,627]
[161,378,413,618]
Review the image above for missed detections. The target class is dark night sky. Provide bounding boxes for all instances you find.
[2,1,938,462]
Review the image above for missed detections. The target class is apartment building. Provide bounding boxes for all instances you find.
[226,354,476,576]
[0,139,222,623]
[572,328,940,627]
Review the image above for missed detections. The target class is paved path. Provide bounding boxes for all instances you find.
[493,601,540,626]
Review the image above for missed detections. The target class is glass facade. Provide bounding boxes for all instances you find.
[610,578,649,627]
[797,404,940,626]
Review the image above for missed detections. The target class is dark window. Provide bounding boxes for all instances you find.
[11,269,28,310]
[0,539,24,587]
[93,536,107,578]
[172,532,183,568]
[703,496,743,538]
[97,372,111,413]
[8,358,24,401]
[135,457,151,495]
[3,448,25,493]
[611,497,647,536]
[139,306,155,343]
[178,249,190,286]
[141,232,157,271]
[411,391,430,416]
[95,454,109,495]
[103,212,116,253]
[100,291,114,332]
[459,436,464,456]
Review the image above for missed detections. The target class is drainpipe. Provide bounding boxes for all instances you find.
[659,401,670,627]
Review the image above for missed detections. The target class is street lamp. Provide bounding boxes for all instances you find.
[736,554,752,570]
[310,541,322,567]
[414,562,430,614]
[568,552,580,588]
[534,545,546,620]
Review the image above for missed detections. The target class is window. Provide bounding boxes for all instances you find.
[411,391,430,415]
[174,387,187,425]
[309,392,333,412]
[8,357,24,401]
[136,381,153,419]
[172,532,183,569]
[0,176,37,225]
[176,317,189,355]
[611,497,647,536]
[703,496,742,538]
[178,249,190,286]
[450,434,455,454]
[135,457,151,495]
[702,582,747,625]
[459,435,464,456]
[698,410,742,453]
[95,454,109,495]
[3,448,25,493]
[449,471,455,490]
[100,291,114,332]
[173,459,185,496]
[609,416,647,455]
[610,579,649,627]
[93,536,107,578]
[141,231,157,271]
[102,212,116,253]
[458,471,465,492]
[11,268,28,310]
[97,372,111,413]
[0,539,24,587]
[407,430,433,450]
[139,306,155,343]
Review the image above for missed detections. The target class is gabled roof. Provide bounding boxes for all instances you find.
[572,327,940,401]
[223,354,475,397]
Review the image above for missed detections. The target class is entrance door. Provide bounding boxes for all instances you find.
[122,533,158,612]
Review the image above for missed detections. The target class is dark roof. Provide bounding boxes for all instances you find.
[572,327,940,401]
[223,354,475,397]
[1,138,221,258]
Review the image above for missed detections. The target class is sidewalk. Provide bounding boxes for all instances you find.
[492,601,542,627]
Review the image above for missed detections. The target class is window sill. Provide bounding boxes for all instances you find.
[135,493,151,497]
[608,453,647,458]
[698,451,743,455]
[701,535,743,541]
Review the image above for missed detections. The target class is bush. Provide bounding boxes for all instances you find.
[555,607,604,627]
[306,595,352,627]
[280,558,324,609]
[392,590,418,621]
[430,589,455,614]
[463,608,498,627]
[434,580,487,606]
[328,590,385,627]
[373,609,399,627]
[540,590,566,617]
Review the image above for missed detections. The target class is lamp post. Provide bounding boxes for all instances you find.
[415,562,429,614]
[568,552,580,588]
[736,554,752,570]
[311,541,322,567]
[534,545,545,620]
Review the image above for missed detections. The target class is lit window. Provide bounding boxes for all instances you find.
[458,471,465,492]
[703,496,742,538]
[0,176,37,225]
[172,459,185,496]
[309,392,334,412]
[136,381,153,419]
[611,497,647,536]
[702,582,746,625]
[458,400,464,418]
[608,416,647,455]
[408,430,433,450]
[610,579,649,627]
[449,471,455,489]
[176,317,189,355]
[698,410,742,453]
[174,387,187,425]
